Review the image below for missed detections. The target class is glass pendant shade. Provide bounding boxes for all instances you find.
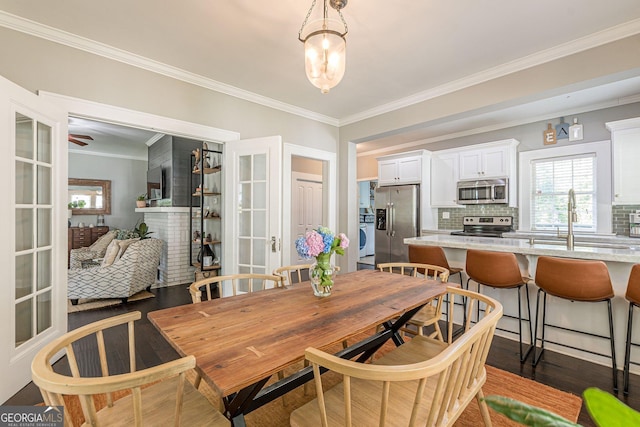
[302,19,346,94]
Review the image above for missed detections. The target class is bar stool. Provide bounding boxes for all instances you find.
[623,264,640,395]
[409,245,464,340]
[465,249,533,363]
[533,256,617,392]
[408,245,463,284]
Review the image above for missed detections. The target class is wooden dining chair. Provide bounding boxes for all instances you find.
[290,287,502,427]
[272,263,341,287]
[378,262,450,341]
[31,311,230,427]
[189,273,284,302]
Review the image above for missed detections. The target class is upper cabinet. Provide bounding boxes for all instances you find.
[459,144,511,180]
[431,139,519,208]
[377,150,435,229]
[430,152,460,208]
[606,117,640,204]
[378,153,423,186]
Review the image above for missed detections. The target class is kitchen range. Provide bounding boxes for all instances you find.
[450,216,514,238]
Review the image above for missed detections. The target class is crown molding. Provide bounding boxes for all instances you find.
[145,133,166,147]
[0,10,340,127]
[342,18,640,126]
[69,148,147,161]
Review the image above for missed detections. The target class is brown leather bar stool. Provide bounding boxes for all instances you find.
[623,264,640,395]
[533,256,617,392]
[409,245,463,340]
[465,249,533,362]
[408,245,463,284]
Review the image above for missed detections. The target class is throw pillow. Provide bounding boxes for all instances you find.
[115,238,140,261]
[101,240,121,267]
[90,230,116,254]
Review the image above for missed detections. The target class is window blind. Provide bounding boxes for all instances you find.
[530,153,596,232]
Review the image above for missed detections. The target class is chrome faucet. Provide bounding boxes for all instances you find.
[567,188,577,250]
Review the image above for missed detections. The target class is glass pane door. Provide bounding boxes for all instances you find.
[224,136,282,290]
[237,153,268,275]
[14,112,53,347]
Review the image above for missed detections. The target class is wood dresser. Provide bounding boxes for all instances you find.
[67,226,110,266]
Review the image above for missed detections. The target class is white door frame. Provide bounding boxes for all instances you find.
[39,92,240,144]
[282,144,336,267]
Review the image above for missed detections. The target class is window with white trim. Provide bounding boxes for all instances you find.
[530,153,596,232]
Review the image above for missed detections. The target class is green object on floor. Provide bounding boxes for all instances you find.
[483,395,580,426]
[485,387,640,427]
[583,387,640,426]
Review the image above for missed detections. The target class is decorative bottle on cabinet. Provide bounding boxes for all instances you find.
[190,143,223,282]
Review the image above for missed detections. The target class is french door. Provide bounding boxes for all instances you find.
[223,136,282,295]
[0,75,68,403]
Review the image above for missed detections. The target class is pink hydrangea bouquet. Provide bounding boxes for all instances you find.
[295,227,349,296]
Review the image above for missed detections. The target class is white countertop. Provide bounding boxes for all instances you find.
[405,234,640,263]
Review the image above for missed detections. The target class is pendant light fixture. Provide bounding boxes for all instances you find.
[298,0,348,94]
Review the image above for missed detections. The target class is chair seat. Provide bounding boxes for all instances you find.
[409,305,440,327]
[87,376,229,427]
[373,335,449,366]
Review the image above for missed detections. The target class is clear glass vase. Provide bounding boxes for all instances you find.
[310,253,334,297]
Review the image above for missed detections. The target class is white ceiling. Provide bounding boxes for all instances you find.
[2,0,640,153]
[67,117,161,157]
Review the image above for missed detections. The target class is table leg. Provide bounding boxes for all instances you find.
[224,376,270,425]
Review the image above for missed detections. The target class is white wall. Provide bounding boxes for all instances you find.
[68,152,146,230]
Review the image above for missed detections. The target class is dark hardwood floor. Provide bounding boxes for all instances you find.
[6,280,640,426]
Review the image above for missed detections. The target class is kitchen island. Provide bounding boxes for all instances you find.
[405,234,640,374]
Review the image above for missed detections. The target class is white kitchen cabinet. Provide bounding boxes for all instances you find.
[376,150,436,229]
[607,117,640,204]
[377,152,423,186]
[431,152,461,208]
[459,144,510,180]
[430,139,519,208]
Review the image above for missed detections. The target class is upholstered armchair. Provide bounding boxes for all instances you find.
[68,238,163,304]
[68,230,117,269]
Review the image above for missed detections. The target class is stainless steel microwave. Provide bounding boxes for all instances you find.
[456,178,508,205]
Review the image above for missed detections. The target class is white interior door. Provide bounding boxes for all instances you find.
[291,172,323,265]
[223,136,281,295]
[0,76,68,403]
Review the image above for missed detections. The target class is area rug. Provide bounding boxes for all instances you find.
[67,290,155,313]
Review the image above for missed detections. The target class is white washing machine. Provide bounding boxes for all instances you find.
[364,214,375,256]
[365,223,375,255]
[359,223,367,257]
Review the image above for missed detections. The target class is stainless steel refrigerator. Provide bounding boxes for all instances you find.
[374,184,420,264]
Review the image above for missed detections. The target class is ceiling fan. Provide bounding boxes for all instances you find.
[68,134,94,146]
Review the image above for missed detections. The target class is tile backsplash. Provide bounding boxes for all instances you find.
[436,205,639,235]
[612,205,640,236]
[437,206,519,230]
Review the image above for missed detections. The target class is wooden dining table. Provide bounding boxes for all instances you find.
[148,269,449,426]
